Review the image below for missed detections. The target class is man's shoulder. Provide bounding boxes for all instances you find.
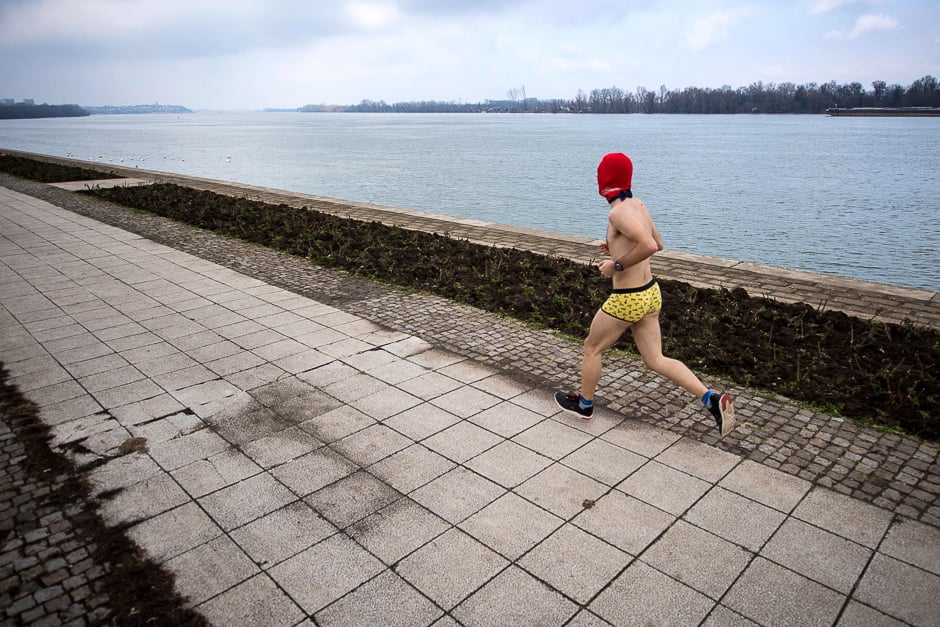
[610,197,647,214]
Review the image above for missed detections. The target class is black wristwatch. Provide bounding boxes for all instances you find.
[613,260,624,272]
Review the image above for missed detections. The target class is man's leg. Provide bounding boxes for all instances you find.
[580,308,632,401]
[629,313,707,397]
[555,308,629,419]
[631,313,736,436]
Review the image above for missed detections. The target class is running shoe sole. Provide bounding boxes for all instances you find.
[718,393,736,437]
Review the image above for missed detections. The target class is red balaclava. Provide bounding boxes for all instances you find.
[597,152,633,201]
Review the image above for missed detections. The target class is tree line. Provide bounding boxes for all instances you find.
[0,102,89,119]
[300,75,939,114]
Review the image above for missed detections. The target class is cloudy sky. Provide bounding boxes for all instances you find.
[1,0,937,110]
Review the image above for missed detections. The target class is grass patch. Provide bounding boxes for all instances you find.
[0,153,114,183]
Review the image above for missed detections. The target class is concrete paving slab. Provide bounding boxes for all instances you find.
[879,517,940,575]
[395,528,507,611]
[561,437,647,486]
[520,523,632,604]
[512,417,593,459]
[459,492,563,560]
[452,566,578,625]
[469,400,543,437]
[397,370,462,400]
[165,535,260,607]
[723,557,846,627]
[573,490,675,555]
[794,487,894,549]
[421,419,502,463]
[685,486,787,552]
[382,402,461,440]
[465,439,553,488]
[763,518,872,594]
[591,560,714,626]
[197,574,306,627]
[98,472,189,526]
[303,470,402,530]
[656,436,741,483]
[347,497,450,565]
[268,447,357,497]
[229,501,337,569]
[410,467,504,525]
[126,501,223,563]
[601,419,681,457]
[240,426,323,469]
[619,460,711,515]
[267,534,384,615]
[853,553,940,626]
[516,463,607,520]
[719,458,812,513]
[314,569,443,627]
[369,443,456,493]
[331,423,412,466]
[642,519,752,600]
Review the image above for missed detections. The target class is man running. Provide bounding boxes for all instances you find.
[554,152,735,436]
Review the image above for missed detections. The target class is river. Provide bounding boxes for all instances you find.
[1,112,937,291]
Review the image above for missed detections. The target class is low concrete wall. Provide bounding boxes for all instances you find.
[7,148,939,330]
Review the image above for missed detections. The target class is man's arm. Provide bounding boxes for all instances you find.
[651,221,664,251]
[610,209,659,269]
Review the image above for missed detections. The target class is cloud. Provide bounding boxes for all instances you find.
[825,11,899,39]
[0,1,352,56]
[684,9,745,51]
[810,0,864,15]
[346,1,399,29]
[849,12,898,36]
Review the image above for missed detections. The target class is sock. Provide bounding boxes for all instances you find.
[701,390,713,408]
[579,396,594,410]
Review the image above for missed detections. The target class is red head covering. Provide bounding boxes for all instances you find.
[597,152,633,200]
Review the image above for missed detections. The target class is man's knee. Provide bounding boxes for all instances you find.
[583,339,605,359]
[642,353,670,373]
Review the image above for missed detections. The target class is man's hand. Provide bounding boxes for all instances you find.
[598,242,610,256]
[598,259,616,278]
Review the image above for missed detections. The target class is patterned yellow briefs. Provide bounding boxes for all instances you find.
[600,279,662,323]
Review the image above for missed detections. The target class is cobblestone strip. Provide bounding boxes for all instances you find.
[0,364,208,626]
[0,410,112,626]
[3,173,937,529]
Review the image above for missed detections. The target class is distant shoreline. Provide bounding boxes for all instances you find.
[0,103,88,120]
[826,107,940,117]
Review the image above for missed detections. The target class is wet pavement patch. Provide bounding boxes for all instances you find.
[0,364,208,626]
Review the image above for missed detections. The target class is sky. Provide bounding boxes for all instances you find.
[1,0,937,110]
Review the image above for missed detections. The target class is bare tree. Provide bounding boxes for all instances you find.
[506,88,519,111]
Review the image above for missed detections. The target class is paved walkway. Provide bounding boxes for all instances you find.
[1,178,939,625]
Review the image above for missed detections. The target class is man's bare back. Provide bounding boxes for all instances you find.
[600,196,664,289]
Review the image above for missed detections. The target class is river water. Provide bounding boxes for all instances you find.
[1,112,938,291]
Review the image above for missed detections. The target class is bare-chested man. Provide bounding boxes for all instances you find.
[554,152,736,436]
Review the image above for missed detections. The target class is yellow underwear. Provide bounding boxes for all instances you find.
[600,279,662,323]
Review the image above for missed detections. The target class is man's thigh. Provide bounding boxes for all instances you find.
[585,309,631,352]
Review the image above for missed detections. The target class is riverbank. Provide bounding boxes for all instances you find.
[2,149,939,442]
